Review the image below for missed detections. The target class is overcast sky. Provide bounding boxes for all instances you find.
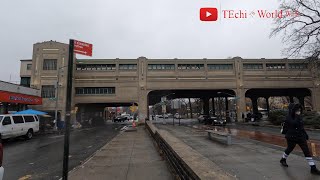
[0,0,284,83]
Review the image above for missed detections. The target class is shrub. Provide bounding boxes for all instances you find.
[303,112,320,129]
[268,110,320,128]
[268,110,287,125]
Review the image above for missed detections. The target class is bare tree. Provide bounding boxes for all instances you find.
[270,0,320,66]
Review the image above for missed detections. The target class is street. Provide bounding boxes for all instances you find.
[3,124,122,180]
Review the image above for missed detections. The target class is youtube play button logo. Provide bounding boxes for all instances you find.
[200,8,218,21]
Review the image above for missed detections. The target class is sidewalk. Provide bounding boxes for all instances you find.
[69,126,172,180]
[156,124,320,180]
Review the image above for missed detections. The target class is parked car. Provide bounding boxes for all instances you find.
[174,113,182,119]
[155,114,169,119]
[0,114,39,140]
[113,116,127,122]
[0,134,3,180]
[203,116,216,125]
[212,118,227,126]
[121,114,131,120]
[245,112,263,122]
[198,114,209,123]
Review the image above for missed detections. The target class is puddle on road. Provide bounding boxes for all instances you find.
[202,125,320,157]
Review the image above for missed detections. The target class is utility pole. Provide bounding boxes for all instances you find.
[54,69,61,131]
[62,39,74,180]
[54,81,59,130]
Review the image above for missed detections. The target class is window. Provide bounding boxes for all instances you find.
[289,63,308,70]
[243,63,263,70]
[76,64,116,71]
[24,116,35,123]
[0,116,3,122]
[148,64,175,70]
[266,63,286,70]
[75,87,115,95]
[119,64,137,70]
[2,117,11,125]
[43,59,57,70]
[177,64,204,70]
[41,85,56,98]
[20,77,31,87]
[208,64,233,70]
[27,64,32,70]
[13,116,24,124]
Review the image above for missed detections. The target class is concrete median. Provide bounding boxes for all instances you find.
[146,121,237,180]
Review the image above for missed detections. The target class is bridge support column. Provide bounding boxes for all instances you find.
[138,90,149,124]
[211,98,215,116]
[236,89,246,122]
[289,96,294,103]
[311,88,320,112]
[298,96,305,108]
[265,96,270,114]
[188,98,193,118]
[203,97,210,116]
[252,97,259,115]
[225,97,230,122]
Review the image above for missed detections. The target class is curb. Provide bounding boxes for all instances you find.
[236,123,320,132]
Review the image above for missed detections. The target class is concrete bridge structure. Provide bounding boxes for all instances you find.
[20,41,320,123]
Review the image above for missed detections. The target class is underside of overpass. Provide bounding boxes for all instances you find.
[147,88,314,122]
[75,102,139,125]
[245,88,312,115]
[148,89,236,121]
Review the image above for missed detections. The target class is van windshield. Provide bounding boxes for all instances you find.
[0,116,3,122]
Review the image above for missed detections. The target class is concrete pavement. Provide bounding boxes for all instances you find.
[69,126,172,180]
[156,124,320,180]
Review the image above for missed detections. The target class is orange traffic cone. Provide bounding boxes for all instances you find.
[132,121,136,128]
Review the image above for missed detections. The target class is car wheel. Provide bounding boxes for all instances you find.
[26,129,33,140]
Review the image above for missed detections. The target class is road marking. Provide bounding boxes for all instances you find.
[48,135,64,139]
[18,175,32,180]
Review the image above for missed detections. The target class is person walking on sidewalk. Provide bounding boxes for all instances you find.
[280,103,320,175]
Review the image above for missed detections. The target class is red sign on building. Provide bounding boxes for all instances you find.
[73,40,93,57]
[0,91,42,105]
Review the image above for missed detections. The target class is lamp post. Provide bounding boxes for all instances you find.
[54,67,62,131]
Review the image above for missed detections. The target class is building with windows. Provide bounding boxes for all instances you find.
[19,41,320,123]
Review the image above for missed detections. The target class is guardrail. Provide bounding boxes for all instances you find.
[146,121,236,180]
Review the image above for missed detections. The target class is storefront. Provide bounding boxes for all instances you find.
[0,81,42,114]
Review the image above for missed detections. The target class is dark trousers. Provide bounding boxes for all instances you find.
[285,138,311,157]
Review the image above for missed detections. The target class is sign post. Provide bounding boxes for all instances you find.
[62,39,92,180]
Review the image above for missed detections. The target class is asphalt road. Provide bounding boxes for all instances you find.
[2,124,123,180]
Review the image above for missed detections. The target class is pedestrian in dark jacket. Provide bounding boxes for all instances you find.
[280,103,320,175]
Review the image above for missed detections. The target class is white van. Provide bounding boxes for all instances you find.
[0,114,39,140]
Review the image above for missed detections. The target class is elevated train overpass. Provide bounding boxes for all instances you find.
[20,41,320,123]
[73,57,320,122]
